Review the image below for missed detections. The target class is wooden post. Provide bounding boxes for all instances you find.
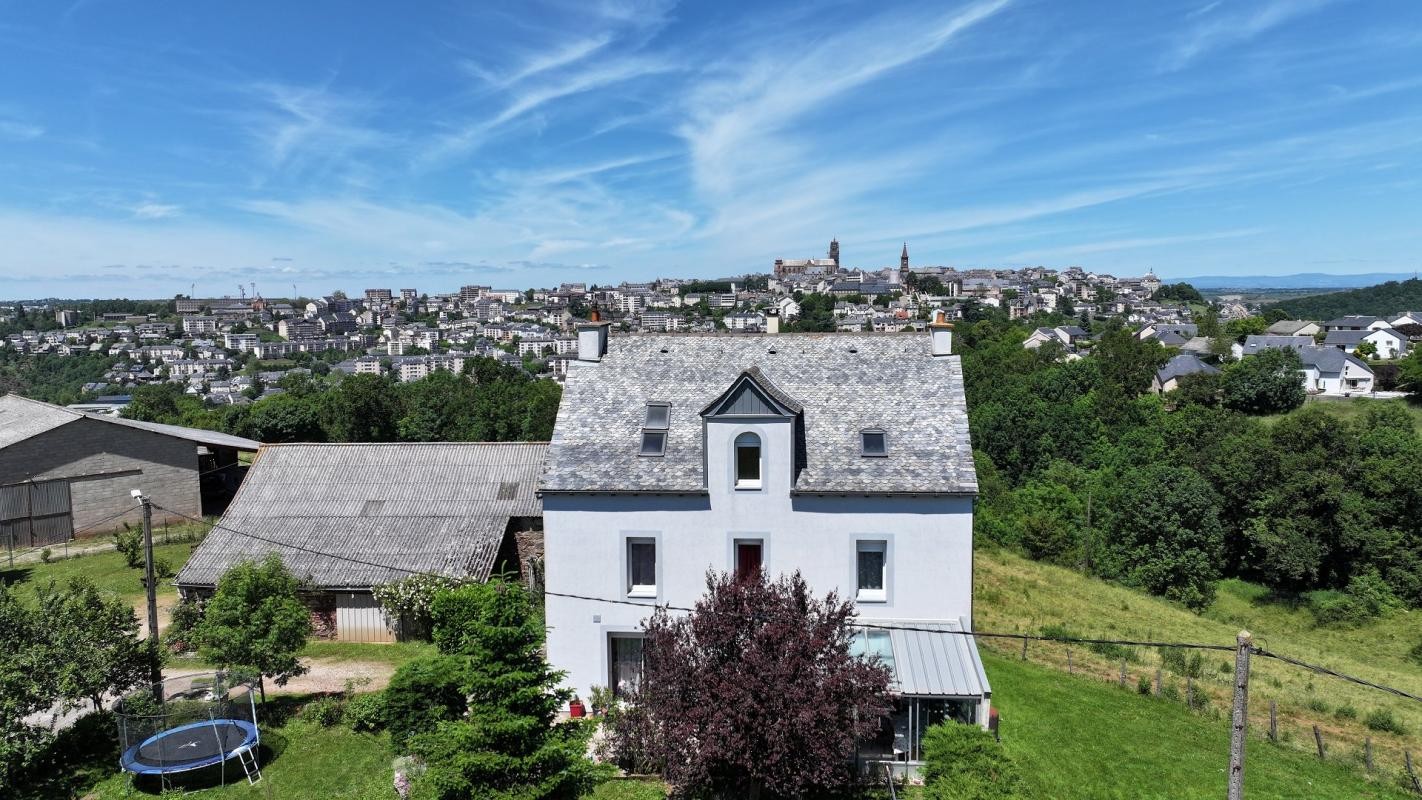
[1187,676,1194,709]
[1067,648,1073,675]
[1119,660,1127,688]
[1154,669,1162,697]
[1021,637,1028,661]
[1364,738,1373,773]
[1227,631,1252,800]
[1406,751,1422,795]
[1268,700,1277,744]
[1312,725,1325,760]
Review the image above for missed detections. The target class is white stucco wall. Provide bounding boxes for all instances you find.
[543,415,975,699]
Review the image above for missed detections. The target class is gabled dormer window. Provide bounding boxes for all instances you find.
[640,402,669,456]
[861,429,887,457]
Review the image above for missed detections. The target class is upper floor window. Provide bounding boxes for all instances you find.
[861,429,887,457]
[627,538,656,597]
[856,540,887,602]
[734,432,762,489]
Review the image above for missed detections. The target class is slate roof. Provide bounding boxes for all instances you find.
[1298,345,1372,375]
[1241,335,1315,357]
[540,333,976,495]
[0,394,259,452]
[1156,354,1220,384]
[1265,320,1317,336]
[177,442,547,589]
[1325,315,1381,328]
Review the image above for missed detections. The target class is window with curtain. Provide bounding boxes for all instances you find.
[609,635,645,698]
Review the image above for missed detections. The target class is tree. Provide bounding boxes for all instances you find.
[0,584,58,791]
[1356,339,1378,360]
[193,555,312,699]
[1222,348,1305,414]
[36,577,153,710]
[1398,347,1422,395]
[1098,464,1225,609]
[405,581,604,799]
[1152,282,1204,305]
[320,373,400,442]
[243,392,325,442]
[613,571,891,799]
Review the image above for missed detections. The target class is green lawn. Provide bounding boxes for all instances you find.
[981,653,1411,800]
[301,640,437,666]
[1263,395,1422,432]
[975,547,1422,772]
[0,538,199,602]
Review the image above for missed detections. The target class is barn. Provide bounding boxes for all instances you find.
[175,442,546,642]
[0,394,259,551]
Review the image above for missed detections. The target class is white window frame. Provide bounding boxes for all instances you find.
[734,432,762,490]
[625,536,658,598]
[855,539,889,603]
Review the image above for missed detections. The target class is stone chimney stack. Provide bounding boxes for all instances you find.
[928,309,954,357]
[577,308,611,362]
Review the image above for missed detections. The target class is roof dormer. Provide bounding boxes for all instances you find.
[700,367,802,418]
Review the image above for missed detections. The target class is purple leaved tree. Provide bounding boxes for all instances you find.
[612,570,891,799]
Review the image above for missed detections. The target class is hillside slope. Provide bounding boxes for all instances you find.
[1264,278,1422,319]
[974,548,1422,776]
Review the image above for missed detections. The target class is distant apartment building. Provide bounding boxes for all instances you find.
[181,316,219,334]
[400,288,418,303]
[55,309,80,327]
[224,333,259,352]
[353,356,383,375]
[460,285,488,305]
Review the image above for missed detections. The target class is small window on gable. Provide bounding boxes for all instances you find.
[735,432,762,489]
[861,429,887,457]
[644,402,670,430]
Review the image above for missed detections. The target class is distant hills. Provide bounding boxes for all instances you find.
[1172,272,1418,290]
[1263,278,1422,320]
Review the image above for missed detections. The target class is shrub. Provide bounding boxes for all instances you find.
[1137,674,1153,696]
[1365,709,1407,735]
[1307,573,1402,627]
[920,722,1023,800]
[371,574,463,640]
[153,558,174,580]
[1306,698,1330,714]
[39,548,52,563]
[1334,704,1358,721]
[343,692,387,732]
[383,654,472,752]
[113,529,144,568]
[163,600,204,653]
[299,696,345,727]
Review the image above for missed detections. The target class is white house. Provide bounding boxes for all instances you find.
[1264,319,1322,338]
[1390,312,1422,328]
[540,317,990,766]
[1322,328,1408,360]
[1324,315,1391,332]
[1299,346,1374,395]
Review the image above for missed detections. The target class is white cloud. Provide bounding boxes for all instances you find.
[1165,0,1336,71]
[130,202,181,219]
[0,119,44,141]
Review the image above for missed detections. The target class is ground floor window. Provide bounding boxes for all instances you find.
[858,696,979,762]
[609,634,646,699]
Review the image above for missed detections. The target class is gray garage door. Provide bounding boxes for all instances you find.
[0,479,75,550]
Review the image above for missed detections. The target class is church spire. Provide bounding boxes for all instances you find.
[900,242,909,270]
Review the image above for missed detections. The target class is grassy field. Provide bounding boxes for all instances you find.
[1262,395,1422,431]
[0,539,199,602]
[975,547,1422,775]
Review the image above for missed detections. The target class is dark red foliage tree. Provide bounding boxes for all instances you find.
[614,570,892,800]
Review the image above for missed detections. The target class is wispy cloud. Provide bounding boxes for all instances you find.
[1165,0,1336,71]
[237,81,391,182]
[464,34,613,89]
[0,118,44,141]
[130,202,181,220]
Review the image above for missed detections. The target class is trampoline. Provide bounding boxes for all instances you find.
[115,671,262,789]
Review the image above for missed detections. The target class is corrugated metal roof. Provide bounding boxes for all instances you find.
[177,442,547,589]
[860,618,991,698]
[0,393,260,451]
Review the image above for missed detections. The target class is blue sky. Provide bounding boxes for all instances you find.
[1,0,1419,298]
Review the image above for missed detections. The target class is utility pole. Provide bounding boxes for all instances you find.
[136,491,162,688]
[1228,630,1253,800]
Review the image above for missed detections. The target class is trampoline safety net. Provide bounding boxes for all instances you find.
[115,671,260,784]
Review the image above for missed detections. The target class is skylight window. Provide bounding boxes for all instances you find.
[640,402,670,456]
[640,431,666,456]
[861,429,887,457]
[644,402,670,429]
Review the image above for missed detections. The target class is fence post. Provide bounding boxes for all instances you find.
[1312,725,1325,760]
[1364,738,1373,773]
[1119,659,1127,688]
[1187,676,1194,709]
[1067,648,1073,675]
[1227,630,1253,800]
[1268,700,1277,744]
[1021,637,1027,661]
[1154,669,1162,697]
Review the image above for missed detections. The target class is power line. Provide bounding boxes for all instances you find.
[152,502,1422,704]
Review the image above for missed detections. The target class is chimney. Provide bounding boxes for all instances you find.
[577,308,611,361]
[765,308,780,335]
[928,309,954,357]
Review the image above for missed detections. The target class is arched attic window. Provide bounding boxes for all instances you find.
[734,432,762,489]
